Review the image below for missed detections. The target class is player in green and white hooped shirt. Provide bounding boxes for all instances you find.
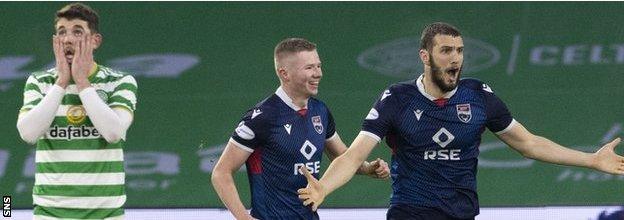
[16,3,137,220]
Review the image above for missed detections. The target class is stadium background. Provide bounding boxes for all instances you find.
[1,2,622,211]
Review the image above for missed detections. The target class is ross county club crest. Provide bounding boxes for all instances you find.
[456,104,472,123]
[311,116,323,134]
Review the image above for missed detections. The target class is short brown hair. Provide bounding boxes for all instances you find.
[420,22,461,52]
[274,38,317,60]
[55,3,100,33]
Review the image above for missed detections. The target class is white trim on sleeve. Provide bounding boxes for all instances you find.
[359,131,381,142]
[495,119,517,135]
[326,132,338,141]
[229,137,254,153]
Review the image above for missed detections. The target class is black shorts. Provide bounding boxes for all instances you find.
[386,204,475,220]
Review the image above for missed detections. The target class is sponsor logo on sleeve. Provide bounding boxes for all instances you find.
[251,109,262,119]
[365,108,379,120]
[482,84,493,93]
[381,90,391,101]
[235,122,255,140]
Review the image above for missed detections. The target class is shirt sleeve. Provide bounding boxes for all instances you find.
[325,109,336,140]
[19,75,46,112]
[108,75,138,113]
[230,108,267,153]
[483,84,515,134]
[361,88,400,142]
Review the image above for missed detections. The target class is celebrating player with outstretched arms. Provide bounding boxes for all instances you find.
[298,22,624,220]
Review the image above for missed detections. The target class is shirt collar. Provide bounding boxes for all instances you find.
[275,86,307,111]
[88,62,98,76]
[416,73,458,101]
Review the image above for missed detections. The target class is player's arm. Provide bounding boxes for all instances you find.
[16,83,65,144]
[479,81,623,174]
[324,132,389,178]
[497,122,624,175]
[79,88,133,143]
[211,140,256,220]
[17,36,71,144]
[299,132,379,211]
[300,88,396,210]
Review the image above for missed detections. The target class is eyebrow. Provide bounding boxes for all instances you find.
[439,45,464,49]
[56,25,86,31]
[302,62,321,68]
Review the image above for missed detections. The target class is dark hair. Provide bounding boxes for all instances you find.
[55,3,99,33]
[420,22,461,51]
[274,38,317,59]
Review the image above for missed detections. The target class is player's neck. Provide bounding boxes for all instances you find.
[281,85,308,109]
[422,72,447,99]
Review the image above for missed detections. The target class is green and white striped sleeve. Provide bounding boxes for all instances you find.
[108,75,137,113]
[20,75,45,113]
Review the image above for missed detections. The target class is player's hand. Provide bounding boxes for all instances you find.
[366,158,390,179]
[53,35,70,88]
[71,34,95,91]
[297,166,325,211]
[591,137,624,175]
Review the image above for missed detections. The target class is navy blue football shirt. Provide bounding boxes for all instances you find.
[230,87,336,220]
[361,74,515,219]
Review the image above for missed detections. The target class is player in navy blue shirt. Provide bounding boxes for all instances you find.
[212,38,390,220]
[298,22,624,220]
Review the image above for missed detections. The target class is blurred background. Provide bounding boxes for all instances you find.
[1,2,622,219]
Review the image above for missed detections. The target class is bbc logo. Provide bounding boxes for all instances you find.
[2,196,10,217]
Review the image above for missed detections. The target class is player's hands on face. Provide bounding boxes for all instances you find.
[367,158,390,179]
[71,34,95,91]
[297,166,325,211]
[592,137,624,175]
[53,35,71,88]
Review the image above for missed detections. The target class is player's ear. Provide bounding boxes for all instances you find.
[277,67,289,81]
[419,49,429,66]
[92,33,102,50]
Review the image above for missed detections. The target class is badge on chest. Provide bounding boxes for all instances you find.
[311,115,323,134]
[456,104,472,123]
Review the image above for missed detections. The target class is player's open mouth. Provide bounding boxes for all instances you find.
[64,49,74,60]
[446,67,460,76]
[309,81,319,86]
